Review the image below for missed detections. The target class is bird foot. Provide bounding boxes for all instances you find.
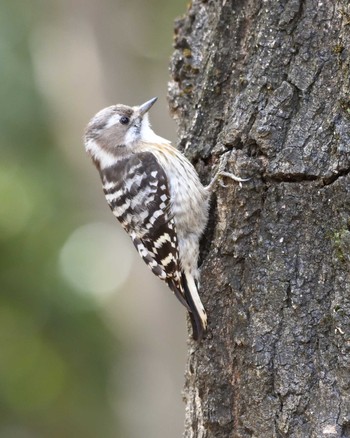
[207,152,250,191]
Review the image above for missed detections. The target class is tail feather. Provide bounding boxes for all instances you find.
[182,271,207,341]
[167,278,191,312]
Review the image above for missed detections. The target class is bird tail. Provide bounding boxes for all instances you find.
[182,271,207,341]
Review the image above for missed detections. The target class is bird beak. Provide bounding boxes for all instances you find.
[138,97,158,116]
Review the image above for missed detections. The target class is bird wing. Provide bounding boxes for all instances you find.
[100,152,189,309]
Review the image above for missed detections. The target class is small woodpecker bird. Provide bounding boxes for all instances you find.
[84,97,246,340]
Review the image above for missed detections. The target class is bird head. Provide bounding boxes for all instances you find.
[85,97,158,161]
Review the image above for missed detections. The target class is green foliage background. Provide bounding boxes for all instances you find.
[0,4,118,438]
[0,0,186,437]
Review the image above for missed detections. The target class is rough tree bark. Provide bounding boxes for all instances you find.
[168,0,350,437]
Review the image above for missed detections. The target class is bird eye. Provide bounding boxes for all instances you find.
[120,116,129,125]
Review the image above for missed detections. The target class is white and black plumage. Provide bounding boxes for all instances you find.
[84,98,246,340]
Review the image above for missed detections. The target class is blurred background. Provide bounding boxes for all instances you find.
[0,0,188,437]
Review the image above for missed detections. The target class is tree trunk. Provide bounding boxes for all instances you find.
[168,0,350,436]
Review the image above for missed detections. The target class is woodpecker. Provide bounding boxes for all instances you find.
[84,97,247,340]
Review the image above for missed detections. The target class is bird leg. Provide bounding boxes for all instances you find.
[206,151,250,191]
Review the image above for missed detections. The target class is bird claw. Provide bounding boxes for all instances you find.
[218,171,251,183]
[219,180,228,188]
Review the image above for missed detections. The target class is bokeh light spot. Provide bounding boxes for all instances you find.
[59,222,132,300]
